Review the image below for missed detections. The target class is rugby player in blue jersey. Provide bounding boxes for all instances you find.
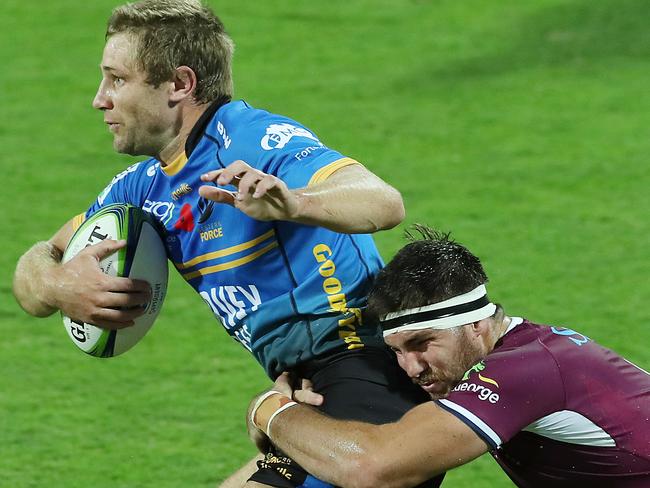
[12,1,439,486]
[247,226,650,487]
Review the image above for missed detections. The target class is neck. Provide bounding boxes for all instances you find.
[157,102,210,165]
[490,315,512,348]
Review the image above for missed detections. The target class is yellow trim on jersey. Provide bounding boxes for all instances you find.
[307,157,359,186]
[162,152,189,176]
[181,241,279,280]
[72,213,86,231]
[175,229,276,270]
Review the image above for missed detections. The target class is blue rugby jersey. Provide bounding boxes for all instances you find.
[85,100,385,376]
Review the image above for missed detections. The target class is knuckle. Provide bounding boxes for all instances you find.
[88,311,102,323]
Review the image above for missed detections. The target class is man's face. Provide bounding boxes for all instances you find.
[92,32,175,157]
[385,326,483,399]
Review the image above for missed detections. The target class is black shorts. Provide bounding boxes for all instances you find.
[249,346,445,487]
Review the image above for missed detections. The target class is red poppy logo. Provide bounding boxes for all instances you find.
[174,203,195,232]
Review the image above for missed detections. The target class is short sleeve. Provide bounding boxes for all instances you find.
[437,347,565,449]
[245,117,356,189]
[85,161,156,217]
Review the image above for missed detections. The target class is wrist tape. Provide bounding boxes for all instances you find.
[251,390,298,438]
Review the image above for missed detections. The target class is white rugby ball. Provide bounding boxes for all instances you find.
[61,204,168,357]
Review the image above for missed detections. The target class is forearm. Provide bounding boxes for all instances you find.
[270,407,380,488]
[291,166,405,234]
[251,393,481,488]
[13,241,62,317]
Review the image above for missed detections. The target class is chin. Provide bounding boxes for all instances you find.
[112,140,127,154]
[114,142,138,156]
[429,388,451,400]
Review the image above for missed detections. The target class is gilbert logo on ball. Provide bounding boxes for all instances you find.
[61,204,168,357]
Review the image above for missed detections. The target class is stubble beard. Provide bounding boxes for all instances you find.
[416,329,484,400]
[113,131,154,158]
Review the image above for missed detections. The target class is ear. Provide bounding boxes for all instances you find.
[470,319,490,337]
[169,66,198,103]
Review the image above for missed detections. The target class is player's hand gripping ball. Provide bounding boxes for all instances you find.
[61,204,168,357]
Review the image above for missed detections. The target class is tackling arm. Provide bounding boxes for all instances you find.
[252,397,488,488]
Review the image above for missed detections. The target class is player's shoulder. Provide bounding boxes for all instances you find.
[97,158,160,206]
[515,319,594,354]
[453,320,567,399]
[207,99,325,154]
[497,318,611,372]
[485,319,565,368]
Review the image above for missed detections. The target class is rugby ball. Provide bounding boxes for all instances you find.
[61,204,168,357]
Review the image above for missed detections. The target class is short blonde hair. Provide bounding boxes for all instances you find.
[107,0,234,104]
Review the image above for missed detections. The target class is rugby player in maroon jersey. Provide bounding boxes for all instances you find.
[248,225,650,488]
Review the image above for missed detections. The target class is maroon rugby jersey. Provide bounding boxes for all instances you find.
[438,318,650,487]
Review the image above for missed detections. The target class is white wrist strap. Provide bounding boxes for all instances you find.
[250,390,283,427]
[267,401,299,440]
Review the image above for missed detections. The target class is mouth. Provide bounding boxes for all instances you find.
[417,379,450,398]
[105,121,119,133]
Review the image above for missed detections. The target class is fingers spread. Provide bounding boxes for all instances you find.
[252,175,280,199]
[198,186,236,205]
[200,169,225,182]
[236,171,264,200]
[215,160,253,186]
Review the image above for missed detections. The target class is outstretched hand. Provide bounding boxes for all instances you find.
[198,160,300,222]
[52,239,151,329]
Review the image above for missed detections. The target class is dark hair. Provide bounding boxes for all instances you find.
[367,224,489,321]
[107,0,234,104]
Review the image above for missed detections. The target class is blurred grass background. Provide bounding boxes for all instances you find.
[1,0,648,486]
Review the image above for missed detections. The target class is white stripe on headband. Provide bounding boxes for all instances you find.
[381,285,496,337]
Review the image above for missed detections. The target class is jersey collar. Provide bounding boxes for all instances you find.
[185,95,231,157]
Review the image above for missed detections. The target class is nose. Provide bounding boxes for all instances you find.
[93,80,113,111]
[399,351,427,379]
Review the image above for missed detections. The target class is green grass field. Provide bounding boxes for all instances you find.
[1,0,649,486]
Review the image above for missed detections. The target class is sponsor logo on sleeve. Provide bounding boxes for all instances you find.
[261,123,321,150]
[294,145,325,161]
[454,361,501,404]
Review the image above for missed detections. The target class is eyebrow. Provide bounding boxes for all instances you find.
[100,65,124,74]
[401,334,434,349]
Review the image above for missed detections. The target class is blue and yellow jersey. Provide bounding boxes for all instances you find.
[84,100,385,376]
